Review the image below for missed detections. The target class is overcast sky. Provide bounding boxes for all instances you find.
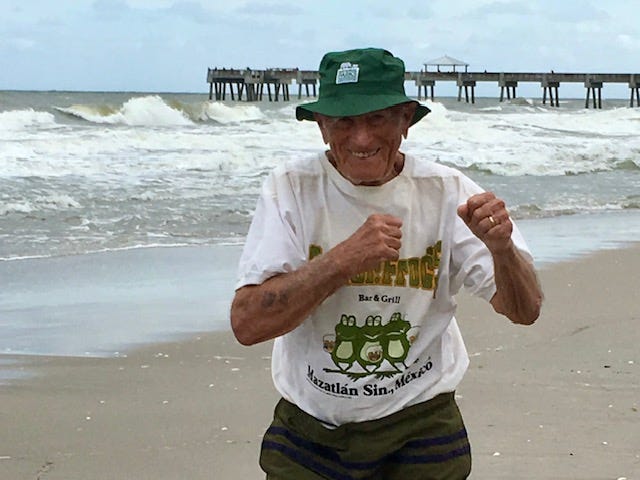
[2,0,638,94]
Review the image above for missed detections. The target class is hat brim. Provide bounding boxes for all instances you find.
[296,95,430,126]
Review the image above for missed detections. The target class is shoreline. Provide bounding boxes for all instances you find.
[1,243,639,479]
[3,209,640,359]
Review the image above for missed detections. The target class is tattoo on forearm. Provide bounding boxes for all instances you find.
[279,292,289,306]
[260,291,289,309]
[261,292,276,308]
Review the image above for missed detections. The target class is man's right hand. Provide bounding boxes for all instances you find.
[329,214,403,279]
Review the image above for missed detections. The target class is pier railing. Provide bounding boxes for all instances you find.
[207,68,640,108]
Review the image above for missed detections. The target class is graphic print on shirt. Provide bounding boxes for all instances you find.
[322,311,421,380]
[311,240,442,382]
[309,240,442,293]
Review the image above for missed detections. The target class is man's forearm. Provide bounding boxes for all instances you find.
[231,214,403,345]
[490,242,543,325]
[230,252,350,345]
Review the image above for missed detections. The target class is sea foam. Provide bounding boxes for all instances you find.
[0,109,58,134]
[407,101,640,176]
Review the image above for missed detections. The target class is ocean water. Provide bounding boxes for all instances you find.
[1,90,639,260]
[1,90,639,360]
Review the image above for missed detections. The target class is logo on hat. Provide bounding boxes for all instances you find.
[336,62,359,85]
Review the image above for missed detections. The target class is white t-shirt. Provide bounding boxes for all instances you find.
[236,153,532,426]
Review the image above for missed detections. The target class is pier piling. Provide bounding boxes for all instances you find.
[542,78,560,107]
[499,74,518,102]
[457,75,476,103]
[297,70,318,99]
[417,80,435,101]
[584,77,603,108]
[632,86,640,107]
[630,75,640,107]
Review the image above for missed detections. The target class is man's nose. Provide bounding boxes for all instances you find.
[350,121,374,145]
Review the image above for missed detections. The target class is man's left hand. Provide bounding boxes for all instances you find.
[457,192,513,254]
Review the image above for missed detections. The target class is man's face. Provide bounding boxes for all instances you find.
[315,103,416,186]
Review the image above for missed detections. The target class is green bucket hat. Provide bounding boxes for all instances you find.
[296,48,430,126]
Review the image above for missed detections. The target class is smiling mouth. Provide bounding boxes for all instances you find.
[350,148,381,158]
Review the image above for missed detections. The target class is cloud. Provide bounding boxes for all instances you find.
[91,0,216,24]
[365,2,433,20]
[3,37,37,50]
[529,0,609,23]
[464,0,532,18]
[91,0,133,20]
[234,1,304,16]
[124,0,173,6]
[405,5,434,20]
[458,0,606,23]
[1,0,637,91]
[616,33,638,51]
[165,1,216,23]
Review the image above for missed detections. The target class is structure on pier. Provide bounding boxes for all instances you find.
[206,67,640,108]
[424,55,469,73]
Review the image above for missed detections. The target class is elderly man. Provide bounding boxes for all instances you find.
[230,48,542,480]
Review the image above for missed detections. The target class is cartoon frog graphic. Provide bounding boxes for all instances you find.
[383,312,412,370]
[324,311,419,379]
[357,315,385,372]
[330,314,360,372]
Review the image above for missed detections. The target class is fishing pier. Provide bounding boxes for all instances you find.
[411,71,640,108]
[207,67,640,108]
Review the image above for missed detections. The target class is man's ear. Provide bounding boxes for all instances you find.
[314,113,330,144]
[402,103,417,139]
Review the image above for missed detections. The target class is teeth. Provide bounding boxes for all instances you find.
[351,149,379,158]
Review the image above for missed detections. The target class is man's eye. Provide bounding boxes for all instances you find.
[368,115,387,126]
[335,118,353,129]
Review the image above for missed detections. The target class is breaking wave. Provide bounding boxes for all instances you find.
[0,109,58,133]
[54,95,267,126]
[56,95,194,126]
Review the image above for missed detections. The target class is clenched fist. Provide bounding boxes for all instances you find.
[458,192,513,254]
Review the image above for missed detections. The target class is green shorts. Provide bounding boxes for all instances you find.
[260,392,471,480]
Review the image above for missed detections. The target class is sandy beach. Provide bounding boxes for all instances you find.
[1,244,639,480]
